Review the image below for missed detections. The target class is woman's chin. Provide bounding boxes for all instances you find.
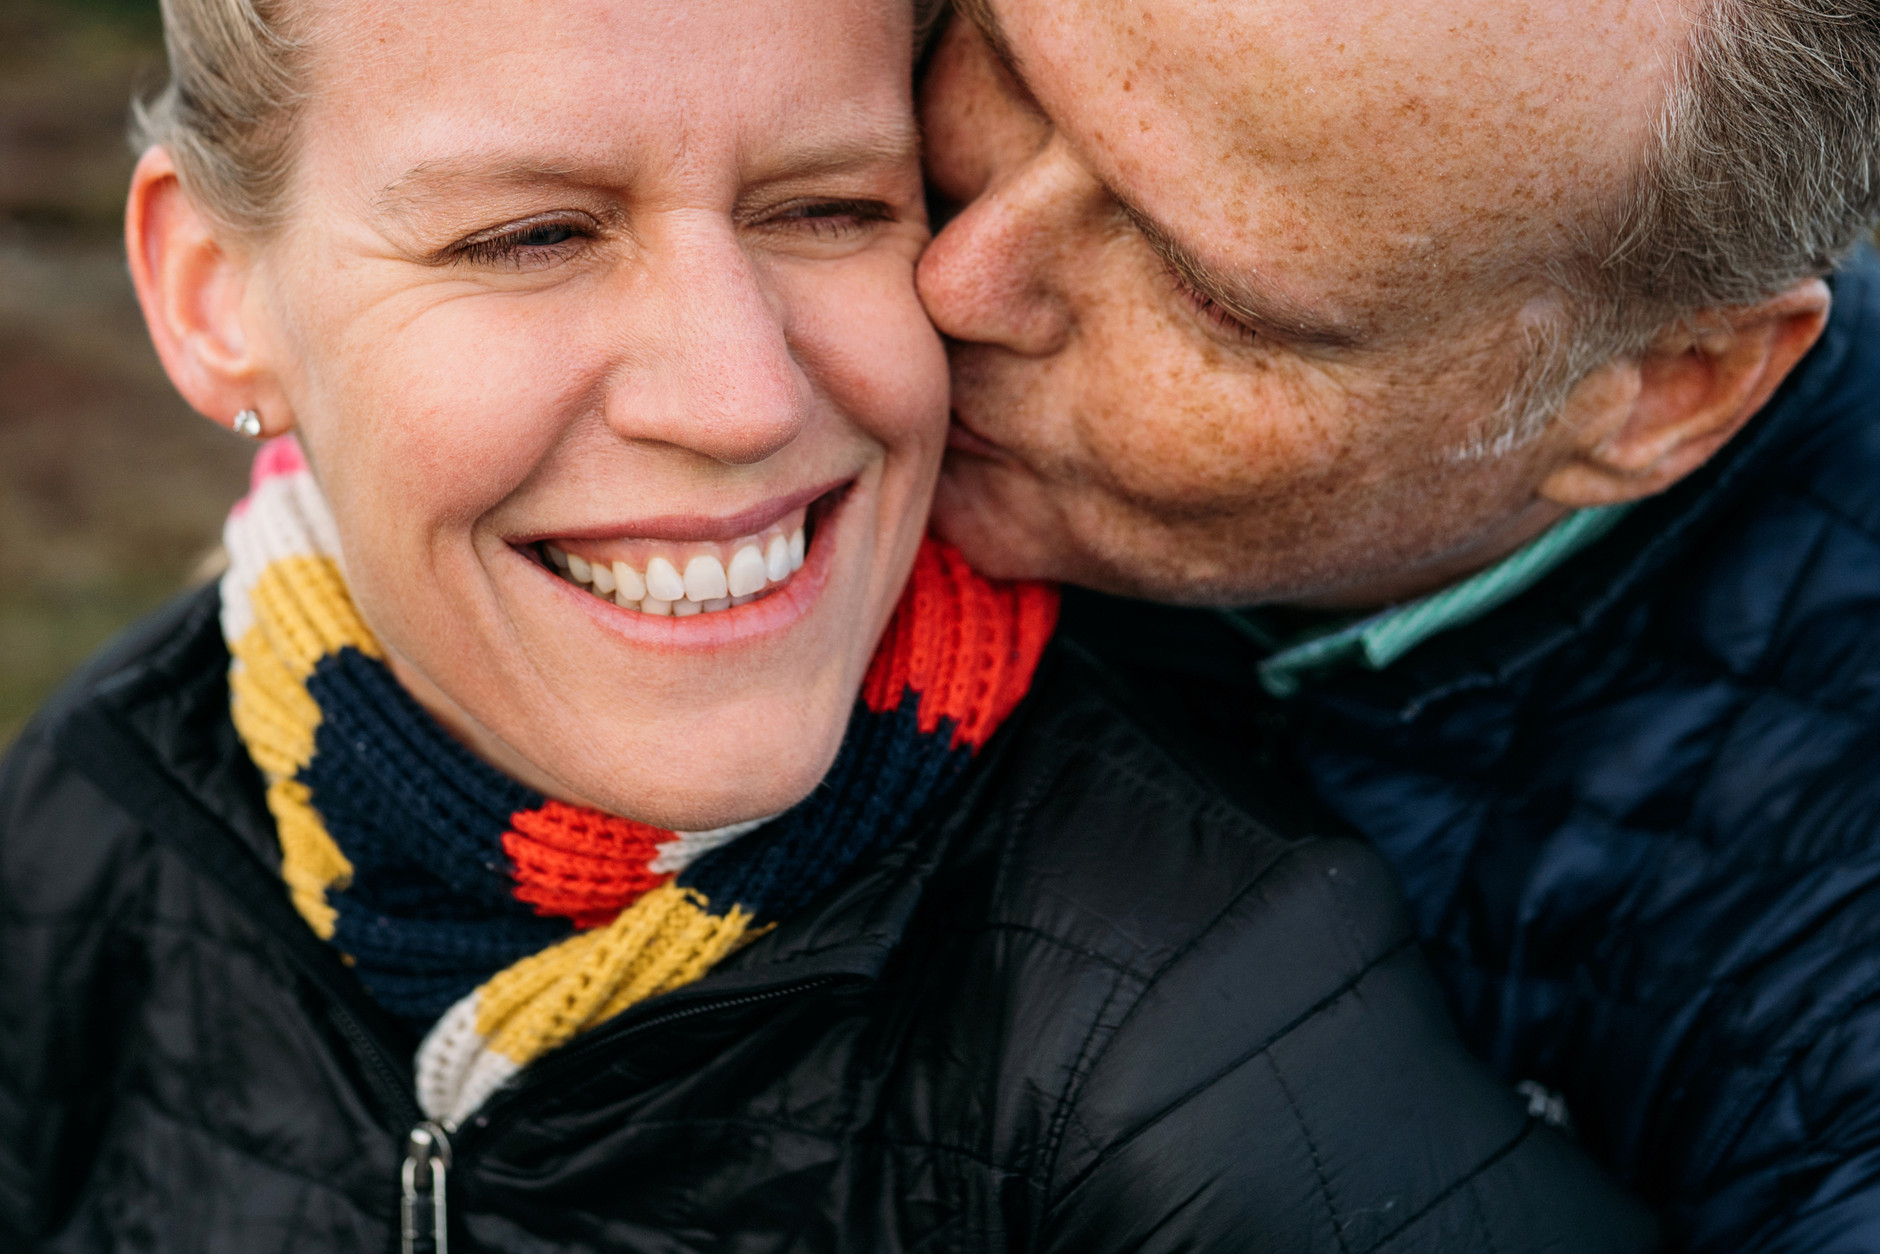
[378,564,863,829]
[539,711,848,831]
[396,471,923,823]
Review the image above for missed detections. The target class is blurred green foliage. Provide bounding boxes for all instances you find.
[54,0,162,36]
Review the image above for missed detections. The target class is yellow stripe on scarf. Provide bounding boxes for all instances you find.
[478,881,755,1066]
[227,554,382,939]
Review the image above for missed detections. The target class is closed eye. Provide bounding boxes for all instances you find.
[444,215,595,270]
[758,198,895,240]
[1166,266,1257,345]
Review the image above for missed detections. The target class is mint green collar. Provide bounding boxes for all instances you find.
[1228,503,1633,698]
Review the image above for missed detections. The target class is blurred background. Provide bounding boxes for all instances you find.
[0,0,251,748]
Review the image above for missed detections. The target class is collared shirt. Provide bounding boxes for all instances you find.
[1224,503,1634,697]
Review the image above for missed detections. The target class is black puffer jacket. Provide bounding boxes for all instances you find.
[1059,247,1880,1252]
[0,586,1655,1252]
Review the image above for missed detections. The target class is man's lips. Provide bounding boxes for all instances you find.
[946,411,1010,459]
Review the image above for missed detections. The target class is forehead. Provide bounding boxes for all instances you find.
[299,0,916,193]
[995,0,1684,320]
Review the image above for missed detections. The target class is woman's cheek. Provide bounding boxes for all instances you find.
[341,298,580,522]
[792,252,950,454]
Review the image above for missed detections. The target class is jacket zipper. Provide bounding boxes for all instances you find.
[379,976,848,1251]
[401,1121,453,1254]
[101,734,861,1253]
[62,679,887,1251]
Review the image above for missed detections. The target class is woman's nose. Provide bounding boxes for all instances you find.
[916,142,1083,359]
[605,227,810,466]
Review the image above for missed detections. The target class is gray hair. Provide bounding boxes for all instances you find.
[1480,0,1880,454]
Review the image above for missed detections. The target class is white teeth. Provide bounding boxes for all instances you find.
[552,516,806,619]
[683,554,729,602]
[645,556,686,602]
[727,545,768,597]
[764,535,791,583]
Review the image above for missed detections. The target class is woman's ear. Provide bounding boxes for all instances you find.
[125,146,286,438]
[1539,278,1831,508]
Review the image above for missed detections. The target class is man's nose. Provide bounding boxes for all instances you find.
[917,143,1083,358]
[605,227,810,466]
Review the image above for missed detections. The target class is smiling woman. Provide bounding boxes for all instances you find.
[0,0,1661,1250]
[125,0,949,831]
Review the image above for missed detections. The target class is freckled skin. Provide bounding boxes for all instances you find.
[919,0,1690,606]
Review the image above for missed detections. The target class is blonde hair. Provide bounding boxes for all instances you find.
[133,0,945,238]
[130,0,310,237]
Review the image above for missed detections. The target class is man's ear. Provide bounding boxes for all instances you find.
[125,146,287,438]
[1539,278,1831,508]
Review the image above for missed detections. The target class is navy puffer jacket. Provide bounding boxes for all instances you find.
[1064,246,1880,1252]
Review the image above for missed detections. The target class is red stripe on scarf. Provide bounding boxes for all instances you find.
[862,541,1059,750]
[504,801,674,929]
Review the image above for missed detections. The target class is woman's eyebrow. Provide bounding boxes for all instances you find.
[373,129,920,215]
[373,161,608,218]
[751,138,921,184]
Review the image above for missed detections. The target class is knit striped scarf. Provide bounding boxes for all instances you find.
[221,437,1056,1125]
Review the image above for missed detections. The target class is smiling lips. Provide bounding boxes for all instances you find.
[543,506,808,617]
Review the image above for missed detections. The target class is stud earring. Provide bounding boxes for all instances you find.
[232,408,263,439]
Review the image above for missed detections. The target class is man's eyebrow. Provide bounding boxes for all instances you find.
[1115,196,1364,348]
[950,0,1046,116]
[951,1,1359,349]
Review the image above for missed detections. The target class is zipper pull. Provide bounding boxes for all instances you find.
[400,1121,452,1254]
